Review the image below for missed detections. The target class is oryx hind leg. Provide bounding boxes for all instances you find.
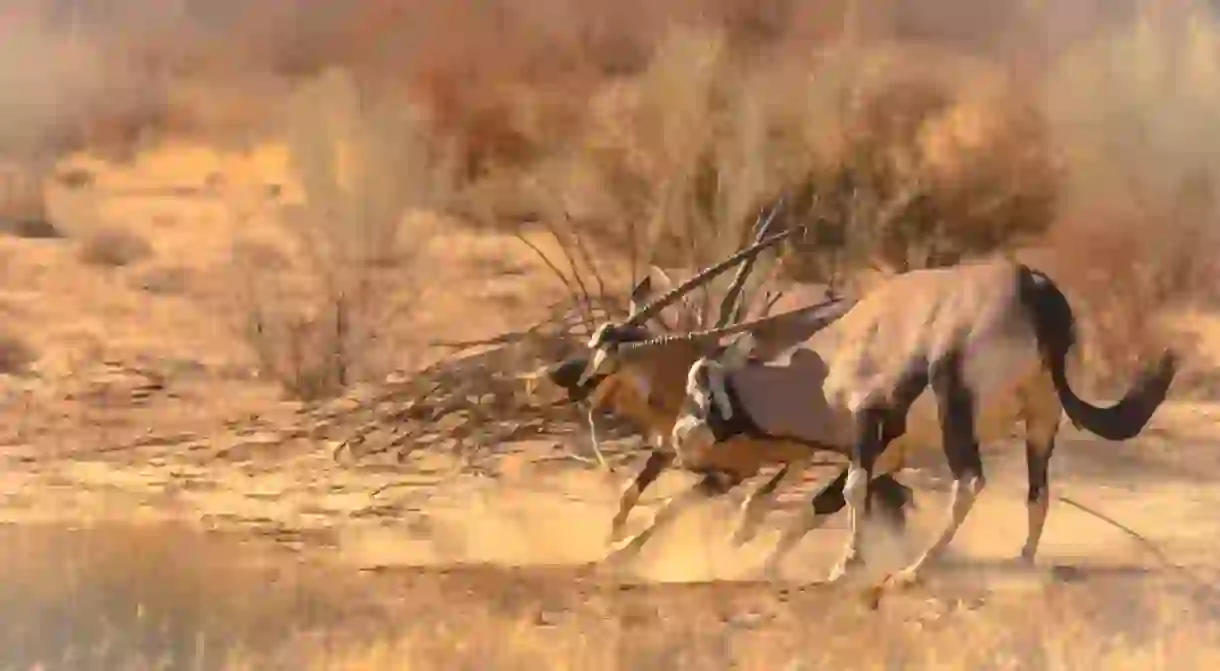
[609,450,675,543]
[828,371,928,581]
[880,354,986,592]
[758,467,913,580]
[604,471,741,567]
[1019,371,1061,564]
[761,372,927,582]
[587,408,612,471]
[730,459,809,547]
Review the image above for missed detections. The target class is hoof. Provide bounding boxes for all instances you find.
[607,512,634,544]
[603,538,643,569]
[825,562,850,584]
[862,584,887,611]
[860,569,920,610]
[881,567,921,592]
[758,561,783,582]
[607,525,629,546]
[729,523,759,548]
[826,551,864,584]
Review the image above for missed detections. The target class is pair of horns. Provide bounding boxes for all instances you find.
[623,201,797,330]
[619,295,854,354]
[713,196,787,329]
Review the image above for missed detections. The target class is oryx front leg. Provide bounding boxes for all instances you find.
[609,450,675,544]
[817,405,885,583]
[586,408,613,471]
[759,465,913,580]
[730,461,807,547]
[880,357,986,593]
[604,472,740,568]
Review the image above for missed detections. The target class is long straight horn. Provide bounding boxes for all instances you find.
[621,296,855,353]
[624,227,799,329]
[714,197,787,329]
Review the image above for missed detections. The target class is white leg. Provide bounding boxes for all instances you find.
[587,408,612,471]
[827,464,869,582]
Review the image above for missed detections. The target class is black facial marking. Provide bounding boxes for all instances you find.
[545,357,603,403]
[596,324,651,348]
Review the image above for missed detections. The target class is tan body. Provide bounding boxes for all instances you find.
[553,306,890,559]
[538,235,913,562]
[674,259,1176,593]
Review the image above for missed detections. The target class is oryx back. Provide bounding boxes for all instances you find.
[818,260,1041,414]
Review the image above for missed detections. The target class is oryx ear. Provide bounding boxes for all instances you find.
[629,275,654,314]
[629,266,679,331]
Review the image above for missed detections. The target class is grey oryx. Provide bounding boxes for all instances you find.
[650,258,1178,591]
[531,212,916,564]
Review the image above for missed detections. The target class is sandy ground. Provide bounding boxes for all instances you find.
[2,143,1220,669]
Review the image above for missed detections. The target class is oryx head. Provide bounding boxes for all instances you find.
[534,198,794,409]
[576,212,798,388]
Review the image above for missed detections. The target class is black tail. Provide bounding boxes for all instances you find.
[1017,265,1178,441]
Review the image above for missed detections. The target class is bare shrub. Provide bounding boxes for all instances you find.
[131,265,192,295]
[237,67,456,401]
[0,330,35,375]
[788,67,1057,281]
[512,29,1058,304]
[0,162,60,240]
[54,167,94,190]
[78,226,154,268]
[1041,7,1220,389]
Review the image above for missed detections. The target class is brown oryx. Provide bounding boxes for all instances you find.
[632,258,1178,591]
[531,209,916,565]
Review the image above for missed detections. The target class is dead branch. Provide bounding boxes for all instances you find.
[563,211,611,309]
[513,231,592,332]
[534,215,597,333]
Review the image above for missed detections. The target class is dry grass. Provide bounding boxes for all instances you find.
[78,226,154,268]
[0,330,35,374]
[4,4,1220,670]
[2,521,1217,671]
[1037,6,1220,387]
[234,68,454,400]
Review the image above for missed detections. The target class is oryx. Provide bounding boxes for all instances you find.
[531,210,916,564]
[639,258,1178,591]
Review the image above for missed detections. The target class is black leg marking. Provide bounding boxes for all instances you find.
[759,466,915,579]
[868,474,915,532]
[810,467,850,515]
[761,467,849,576]
[753,464,791,501]
[1026,440,1051,504]
[930,354,982,481]
[880,371,930,446]
[1021,433,1056,561]
[877,353,986,593]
